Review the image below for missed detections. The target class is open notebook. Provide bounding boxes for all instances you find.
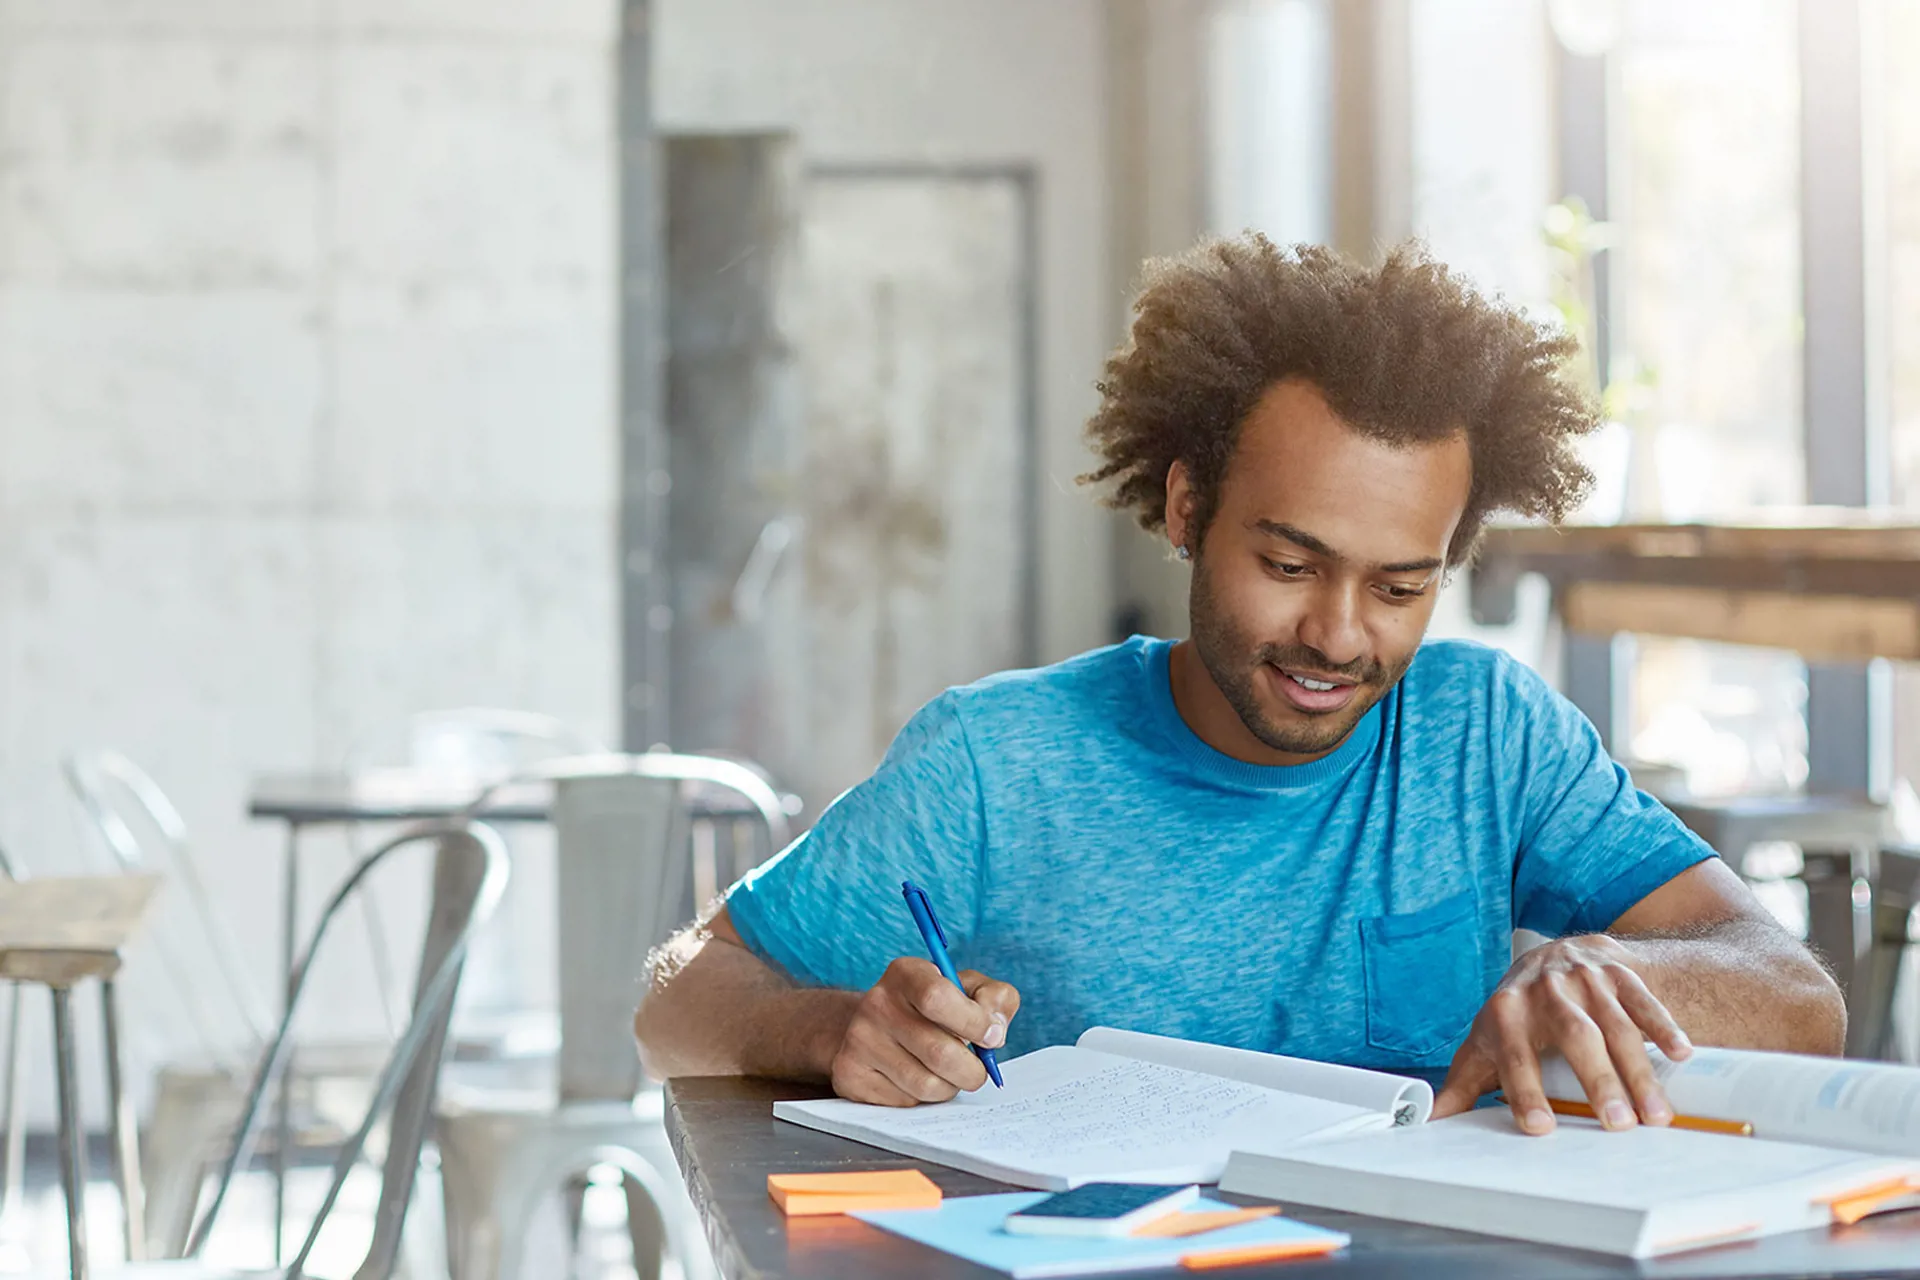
[771,1027,1432,1190]
[1219,1044,1920,1258]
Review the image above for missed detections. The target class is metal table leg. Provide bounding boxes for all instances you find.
[275,822,302,1267]
[51,986,87,1280]
[1802,848,1866,1000]
[101,980,144,1262]
[1853,849,1920,1060]
[1,983,27,1234]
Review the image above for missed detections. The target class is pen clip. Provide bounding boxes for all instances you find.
[901,880,948,947]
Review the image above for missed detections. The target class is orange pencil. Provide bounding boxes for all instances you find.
[1546,1097,1753,1137]
[1181,1239,1345,1270]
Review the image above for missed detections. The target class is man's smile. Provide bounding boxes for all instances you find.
[1266,662,1362,713]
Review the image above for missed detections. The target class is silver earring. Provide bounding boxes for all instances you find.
[1175,545,1191,561]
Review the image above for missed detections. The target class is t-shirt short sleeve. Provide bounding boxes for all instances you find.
[725,690,987,991]
[1499,655,1715,937]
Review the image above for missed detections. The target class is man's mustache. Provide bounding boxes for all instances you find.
[1256,644,1386,685]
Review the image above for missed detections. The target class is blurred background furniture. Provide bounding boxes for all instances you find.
[64,751,274,1064]
[249,763,797,981]
[338,710,607,1065]
[246,714,791,1267]
[0,874,160,1280]
[1472,516,1920,667]
[1475,518,1920,1059]
[19,819,507,1280]
[0,841,34,1265]
[435,753,786,1280]
[61,751,284,1260]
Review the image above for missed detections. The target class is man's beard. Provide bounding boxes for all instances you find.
[1188,554,1413,757]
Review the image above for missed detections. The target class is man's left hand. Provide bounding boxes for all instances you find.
[1431,934,1694,1134]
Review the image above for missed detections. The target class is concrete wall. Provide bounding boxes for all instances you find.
[0,0,1117,1127]
[0,0,622,1125]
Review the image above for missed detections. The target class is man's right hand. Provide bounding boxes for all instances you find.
[830,957,1021,1106]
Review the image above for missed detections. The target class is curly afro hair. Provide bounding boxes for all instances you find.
[1080,235,1598,566]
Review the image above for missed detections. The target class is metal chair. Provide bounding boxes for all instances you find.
[22,819,509,1280]
[436,752,787,1280]
[341,709,605,1054]
[63,752,273,1062]
[1803,843,1920,1061]
[60,753,278,1258]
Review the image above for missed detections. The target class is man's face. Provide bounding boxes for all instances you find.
[1170,379,1472,762]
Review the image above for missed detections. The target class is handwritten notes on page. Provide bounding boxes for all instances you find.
[773,1045,1378,1190]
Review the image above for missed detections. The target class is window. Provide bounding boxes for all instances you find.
[1612,0,1809,796]
[1883,0,1920,506]
[1880,0,1920,826]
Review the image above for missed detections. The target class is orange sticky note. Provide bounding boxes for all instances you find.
[1181,1238,1345,1270]
[767,1169,942,1216]
[1818,1176,1920,1226]
[1133,1206,1281,1238]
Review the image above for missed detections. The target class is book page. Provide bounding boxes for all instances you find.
[1076,1027,1433,1125]
[773,1045,1380,1189]
[1541,1046,1920,1157]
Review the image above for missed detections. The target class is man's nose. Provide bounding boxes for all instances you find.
[1295,584,1367,668]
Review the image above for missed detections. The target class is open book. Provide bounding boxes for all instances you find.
[771,1027,1432,1191]
[1220,1044,1920,1258]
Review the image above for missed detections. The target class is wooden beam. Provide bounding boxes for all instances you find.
[1483,516,1920,563]
[1562,582,1920,663]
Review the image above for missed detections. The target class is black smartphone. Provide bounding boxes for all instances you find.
[1002,1183,1200,1237]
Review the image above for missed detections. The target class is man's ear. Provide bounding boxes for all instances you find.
[1165,461,1196,556]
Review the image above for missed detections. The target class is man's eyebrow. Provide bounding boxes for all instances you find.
[1253,520,1340,559]
[1251,519,1444,576]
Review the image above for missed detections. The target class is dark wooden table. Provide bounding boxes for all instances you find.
[663,1077,1920,1280]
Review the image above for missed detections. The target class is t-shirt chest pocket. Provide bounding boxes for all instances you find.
[1359,890,1484,1061]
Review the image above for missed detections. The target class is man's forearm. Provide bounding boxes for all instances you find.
[1615,918,1846,1055]
[634,925,859,1081]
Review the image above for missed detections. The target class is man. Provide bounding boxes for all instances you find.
[635,235,1845,1136]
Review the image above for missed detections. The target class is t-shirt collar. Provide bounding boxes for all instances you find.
[1141,636,1383,791]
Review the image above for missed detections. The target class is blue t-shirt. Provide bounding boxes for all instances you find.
[726,637,1712,1084]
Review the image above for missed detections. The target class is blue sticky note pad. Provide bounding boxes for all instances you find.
[854,1191,1348,1279]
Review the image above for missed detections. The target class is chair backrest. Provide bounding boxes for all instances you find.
[61,750,271,1059]
[461,752,790,1102]
[341,709,603,1036]
[185,819,510,1279]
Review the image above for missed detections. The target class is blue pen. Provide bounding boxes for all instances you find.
[901,879,1004,1089]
